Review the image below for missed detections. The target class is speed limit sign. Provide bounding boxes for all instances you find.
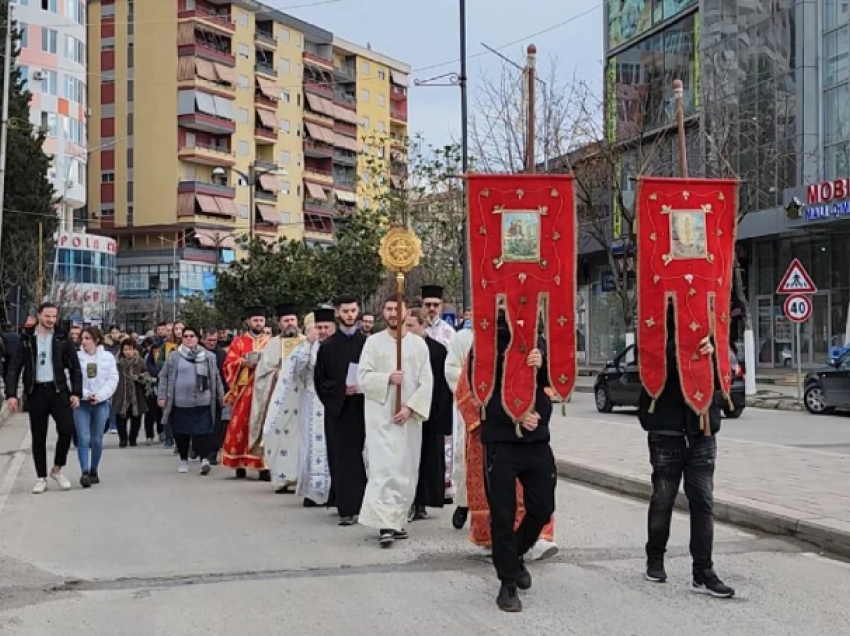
[784,294,812,323]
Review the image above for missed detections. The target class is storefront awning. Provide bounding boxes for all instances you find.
[195,228,236,249]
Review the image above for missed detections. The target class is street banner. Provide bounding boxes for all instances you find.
[466,174,577,422]
[636,176,739,417]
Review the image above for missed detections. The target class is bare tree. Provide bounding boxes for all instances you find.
[0,237,42,323]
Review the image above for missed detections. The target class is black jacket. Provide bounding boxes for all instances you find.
[469,323,553,444]
[637,312,722,436]
[5,326,83,399]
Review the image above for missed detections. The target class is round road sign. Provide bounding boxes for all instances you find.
[784,294,812,323]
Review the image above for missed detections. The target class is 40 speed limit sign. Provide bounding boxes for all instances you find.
[784,294,813,323]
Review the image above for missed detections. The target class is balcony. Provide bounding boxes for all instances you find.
[304,108,334,128]
[255,61,277,78]
[334,64,356,82]
[178,9,234,34]
[390,105,408,123]
[391,161,407,176]
[255,189,277,203]
[178,180,236,199]
[255,30,276,48]
[304,168,333,185]
[391,85,407,101]
[304,198,337,216]
[255,126,276,143]
[334,121,357,137]
[178,112,236,135]
[178,142,236,167]
[178,42,236,67]
[333,149,357,165]
[304,138,333,158]
[334,91,356,109]
[390,133,406,148]
[303,51,334,69]
[253,158,277,171]
[304,77,333,98]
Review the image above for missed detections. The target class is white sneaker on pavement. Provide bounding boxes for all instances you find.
[50,472,72,491]
[32,479,48,495]
[200,459,211,475]
[178,460,189,474]
[529,538,559,561]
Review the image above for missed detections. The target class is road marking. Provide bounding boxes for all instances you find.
[0,428,32,520]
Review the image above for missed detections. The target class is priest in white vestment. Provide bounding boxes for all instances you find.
[357,298,433,548]
[296,308,336,506]
[445,324,474,529]
[259,304,310,492]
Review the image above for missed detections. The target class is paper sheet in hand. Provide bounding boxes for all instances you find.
[347,362,362,393]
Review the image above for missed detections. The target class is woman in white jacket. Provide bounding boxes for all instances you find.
[74,327,119,488]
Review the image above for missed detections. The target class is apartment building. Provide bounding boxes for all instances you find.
[85,0,409,330]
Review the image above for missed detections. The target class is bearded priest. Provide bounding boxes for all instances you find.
[357,297,434,548]
[222,306,272,479]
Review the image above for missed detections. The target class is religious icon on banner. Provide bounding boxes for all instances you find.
[669,209,708,260]
[501,211,541,262]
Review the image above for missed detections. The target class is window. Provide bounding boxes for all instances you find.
[64,35,85,65]
[41,112,57,137]
[237,43,249,58]
[279,150,291,164]
[279,180,290,194]
[361,89,370,102]
[41,0,57,12]
[378,70,386,80]
[280,88,291,103]
[18,23,27,48]
[18,65,28,88]
[297,153,302,166]
[296,185,301,197]
[102,172,115,183]
[824,26,850,88]
[237,74,249,88]
[377,121,387,133]
[238,140,249,156]
[64,76,85,104]
[41,27,57,53]
[360,116,370,128]
[279,118,291,133]
[127,181,134,202]
[279,58,291,74]
[279,28,290,43]
[128,43,134,68]
[237,10,248,26]
[64,0,84,24]
[296,33,303,47]
[43,70,58,95]
[237,107,249,123]
[361,61,370,74]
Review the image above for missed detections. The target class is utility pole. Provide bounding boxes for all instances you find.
[0,2,14,255]
[525,44,537,174]
[459,0,470,313]
[248,161,256,242]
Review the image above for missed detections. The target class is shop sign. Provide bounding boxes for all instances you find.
[801,178,850,221]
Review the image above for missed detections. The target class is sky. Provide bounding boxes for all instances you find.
[278,0,605,148]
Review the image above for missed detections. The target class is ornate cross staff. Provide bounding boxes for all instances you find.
[379,226,423,412]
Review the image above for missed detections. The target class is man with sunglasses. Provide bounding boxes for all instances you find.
[5,303,83,494]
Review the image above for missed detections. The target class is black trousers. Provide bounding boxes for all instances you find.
[209,407,226,460]
[646,433,716,576]
[117,415,143,444]
[145,394,163,436]
[175,433,211,462]
[28,385,75,479]
[325,414,367,518]
[484,441,557,585]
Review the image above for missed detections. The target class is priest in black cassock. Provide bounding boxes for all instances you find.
[405,307,454,521]
[313,294,368,526]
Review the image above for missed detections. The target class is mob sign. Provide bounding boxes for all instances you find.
[801,178,850,221]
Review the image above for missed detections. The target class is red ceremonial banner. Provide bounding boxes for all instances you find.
[467,174,577,422]
[636,177,739,417]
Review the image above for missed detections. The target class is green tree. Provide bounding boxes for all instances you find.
[178,294,222,331]
[0,5,58,322]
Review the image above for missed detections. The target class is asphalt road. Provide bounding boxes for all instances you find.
[567,391,850,455]
[1,413,849,635]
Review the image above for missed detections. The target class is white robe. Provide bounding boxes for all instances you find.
[295,341,331,504]
[262,338,310,488]
[357,331,434,531]
[445,328,473,508]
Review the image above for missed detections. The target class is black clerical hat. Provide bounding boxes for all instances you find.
[420,285,444,300]
[276,303,298,318]
[243,306,267,319]
[314,307,336,324]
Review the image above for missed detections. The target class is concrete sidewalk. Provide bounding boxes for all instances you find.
[550,413,850,557]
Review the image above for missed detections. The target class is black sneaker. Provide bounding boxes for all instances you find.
[692,569,735,598]
[338,516,357,526]
[79,472,91,489]
[393,528,409,540]
[452,506,469,530]
[644,559,667,583]
[496,583,522,612]
[258,470,271,482]
[89,470,100,485]
[379,530,394,548]
[235,468,247,479]
[517,561,532,590]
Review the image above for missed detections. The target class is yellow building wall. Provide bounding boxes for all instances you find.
[134,1,179,227]
[86,8,102,229]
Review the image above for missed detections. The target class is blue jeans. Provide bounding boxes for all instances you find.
[107,404,117,432]
[73,401,111,473]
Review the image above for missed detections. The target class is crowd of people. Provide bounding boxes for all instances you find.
[1,280,734,613]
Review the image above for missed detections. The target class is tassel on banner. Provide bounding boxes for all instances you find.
[726,395,735,411]
[480,406,487,421]
[648,398,657,414]
[561,401,566,417]
[514,421,524,439]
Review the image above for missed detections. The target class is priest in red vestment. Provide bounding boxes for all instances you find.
[222,306,272,479]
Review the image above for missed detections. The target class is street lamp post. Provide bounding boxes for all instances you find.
[213,162,286,243]
[158,234,182,322]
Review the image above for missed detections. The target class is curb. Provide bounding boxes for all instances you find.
[572,385,803,412]
[555,458,850,559]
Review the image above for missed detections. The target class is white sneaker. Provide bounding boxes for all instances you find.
[530,538,559,561]
[32,479,48,494]
[109,429,118,435]
[200,459,211,475]
[178,460,189,474]
[50,472,72,491]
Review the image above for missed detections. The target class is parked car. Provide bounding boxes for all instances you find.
[802,352,850,415]
[593,345,746,418]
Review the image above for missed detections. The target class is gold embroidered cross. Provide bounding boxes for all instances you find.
[645,317,656,328]
[478,382,488,392]
[480,319,490,330]
[689,321,700,332]
[557,315,568,327]
[558,374,568,384]
[694,391,703,401]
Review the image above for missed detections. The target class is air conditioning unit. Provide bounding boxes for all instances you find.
[33,70,46,81]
